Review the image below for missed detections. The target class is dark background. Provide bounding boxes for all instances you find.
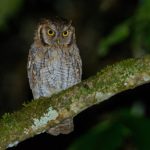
[0,0,150,149]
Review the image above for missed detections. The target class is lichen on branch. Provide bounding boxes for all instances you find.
[1,55,150,149]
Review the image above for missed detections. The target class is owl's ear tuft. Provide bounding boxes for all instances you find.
[68,20,72,25]
[38,18,49,26]
[67,20,72,29]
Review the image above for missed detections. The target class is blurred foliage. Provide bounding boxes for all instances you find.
[69,108,150,150]
[99,0,150,57]
[0,0,24,30]
[98,22,130,57]
[69,120,127,150]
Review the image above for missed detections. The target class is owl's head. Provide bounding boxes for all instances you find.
[34,17,76,47]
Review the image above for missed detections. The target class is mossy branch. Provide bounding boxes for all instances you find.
[1,56,150,149]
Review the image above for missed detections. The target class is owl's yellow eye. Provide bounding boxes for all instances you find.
[47,29,55,36]
[62,31,69,37]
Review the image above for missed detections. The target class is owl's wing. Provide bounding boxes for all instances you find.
[77,55,82,80]
[27,49,37,90]
[75,47,82,80]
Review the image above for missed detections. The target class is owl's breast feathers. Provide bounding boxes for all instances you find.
[27,44,82,99]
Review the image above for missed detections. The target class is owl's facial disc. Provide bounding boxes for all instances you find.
[39,21,74,47]
[39,26,57,46]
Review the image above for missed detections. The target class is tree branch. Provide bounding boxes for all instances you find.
[1,56,150,149]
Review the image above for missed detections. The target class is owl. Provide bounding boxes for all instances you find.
[27,17,82,135]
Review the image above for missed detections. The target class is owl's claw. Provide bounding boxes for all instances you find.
[47,118,74,136]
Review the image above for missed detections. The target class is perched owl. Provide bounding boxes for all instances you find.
[27,17,82,135]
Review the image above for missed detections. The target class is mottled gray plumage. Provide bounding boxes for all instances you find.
[27,17,82,135]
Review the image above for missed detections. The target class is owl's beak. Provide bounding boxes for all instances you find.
[56,39,60,44]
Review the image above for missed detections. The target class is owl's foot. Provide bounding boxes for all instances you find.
[47,118,74,136]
